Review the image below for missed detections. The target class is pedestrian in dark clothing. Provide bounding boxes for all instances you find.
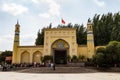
[2,65,7,71]
[2,65,5,71]
[53,63,55,70]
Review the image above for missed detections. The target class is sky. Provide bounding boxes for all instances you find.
[0,0,120,51]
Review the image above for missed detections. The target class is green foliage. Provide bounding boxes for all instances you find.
[85,58,94,66]
[71,55,78,62]
[40,56,44,62]
[92,53,106,66]
[67,55,71,62]
[96,47,106,53]
[42,55,53,62]
[92,41,120,67]
[106,41,120,64]
[78,55,86,61]
[35,12,120,46]
[59,23,87,45]
[35,29,44,45]
[92,12,120,46]
[48,23,52,28]
[0,51,12,63]
[74,24,87,44]
[35,23,87,45]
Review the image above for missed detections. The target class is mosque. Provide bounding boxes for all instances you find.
[12,21,98,64]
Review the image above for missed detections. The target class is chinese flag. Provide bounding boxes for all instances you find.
[62,18,65,24]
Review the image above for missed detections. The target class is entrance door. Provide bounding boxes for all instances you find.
[54,50,67,64]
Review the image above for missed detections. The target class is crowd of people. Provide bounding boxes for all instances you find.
[0,61,56,71]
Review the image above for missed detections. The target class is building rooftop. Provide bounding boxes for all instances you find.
[44,28,76,31]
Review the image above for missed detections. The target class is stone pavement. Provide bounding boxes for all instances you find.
[17,67,99,73]
[0,72,120,80]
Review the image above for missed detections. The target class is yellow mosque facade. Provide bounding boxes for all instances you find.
[12,21,96,64]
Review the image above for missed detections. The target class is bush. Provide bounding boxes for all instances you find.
[42,55,53,62]
[96,47,106,53]
[71,55,78,62]
[92,53,106,67]
[78,55,86,62]
[67,55,71,62]
[91,41,120,67]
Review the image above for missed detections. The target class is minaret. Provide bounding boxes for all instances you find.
[12,21,20,64]
[87,20,95,58]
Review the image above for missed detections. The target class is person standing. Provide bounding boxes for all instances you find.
[50,62,53,69]
[53,63,55,70]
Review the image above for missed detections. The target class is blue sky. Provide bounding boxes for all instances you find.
[0,0,120,51]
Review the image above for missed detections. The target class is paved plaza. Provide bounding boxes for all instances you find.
[0,67,120,80]
[0,72,120,80]
[16,67,99,73]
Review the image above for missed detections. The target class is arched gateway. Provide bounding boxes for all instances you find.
[51,39,69,64]
[21,51,30,63]
[12,21,96,64]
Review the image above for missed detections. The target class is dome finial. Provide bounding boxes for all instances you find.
[15,19,20,26]
[17,19,19,25]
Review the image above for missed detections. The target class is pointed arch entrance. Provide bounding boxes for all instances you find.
[33,51,41,63]
[21,51,30,63]
[51,39,69,64]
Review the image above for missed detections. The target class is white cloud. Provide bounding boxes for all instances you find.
[32,0,41,4]
[20,34,36,45]
[0,35,13,41]
[2,3,28,16]
[0,35,13,44]
[0,35,13,51]
[0,34,36,51]
[48,0,60,16]
[32,0,60,18]
[39,13,50,18]
[93,0,105,7]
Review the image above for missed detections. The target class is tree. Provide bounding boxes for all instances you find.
[74,24,87,44]
[48,23,52,28]
[35,23,87,45]
[111,13,120,41]
[67,23,73,28]
[106,41,120,65]
[92,12,120,46]
[35,29,44,45]
[92,53,105,67]
[35,12,120,46]
[92,41,120,67]
[0,51,12,63]
[96,47,106,53]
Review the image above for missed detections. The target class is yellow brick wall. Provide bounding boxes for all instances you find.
[16,46,43,63]
[44,28,77,57]
[77,45,87,57]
